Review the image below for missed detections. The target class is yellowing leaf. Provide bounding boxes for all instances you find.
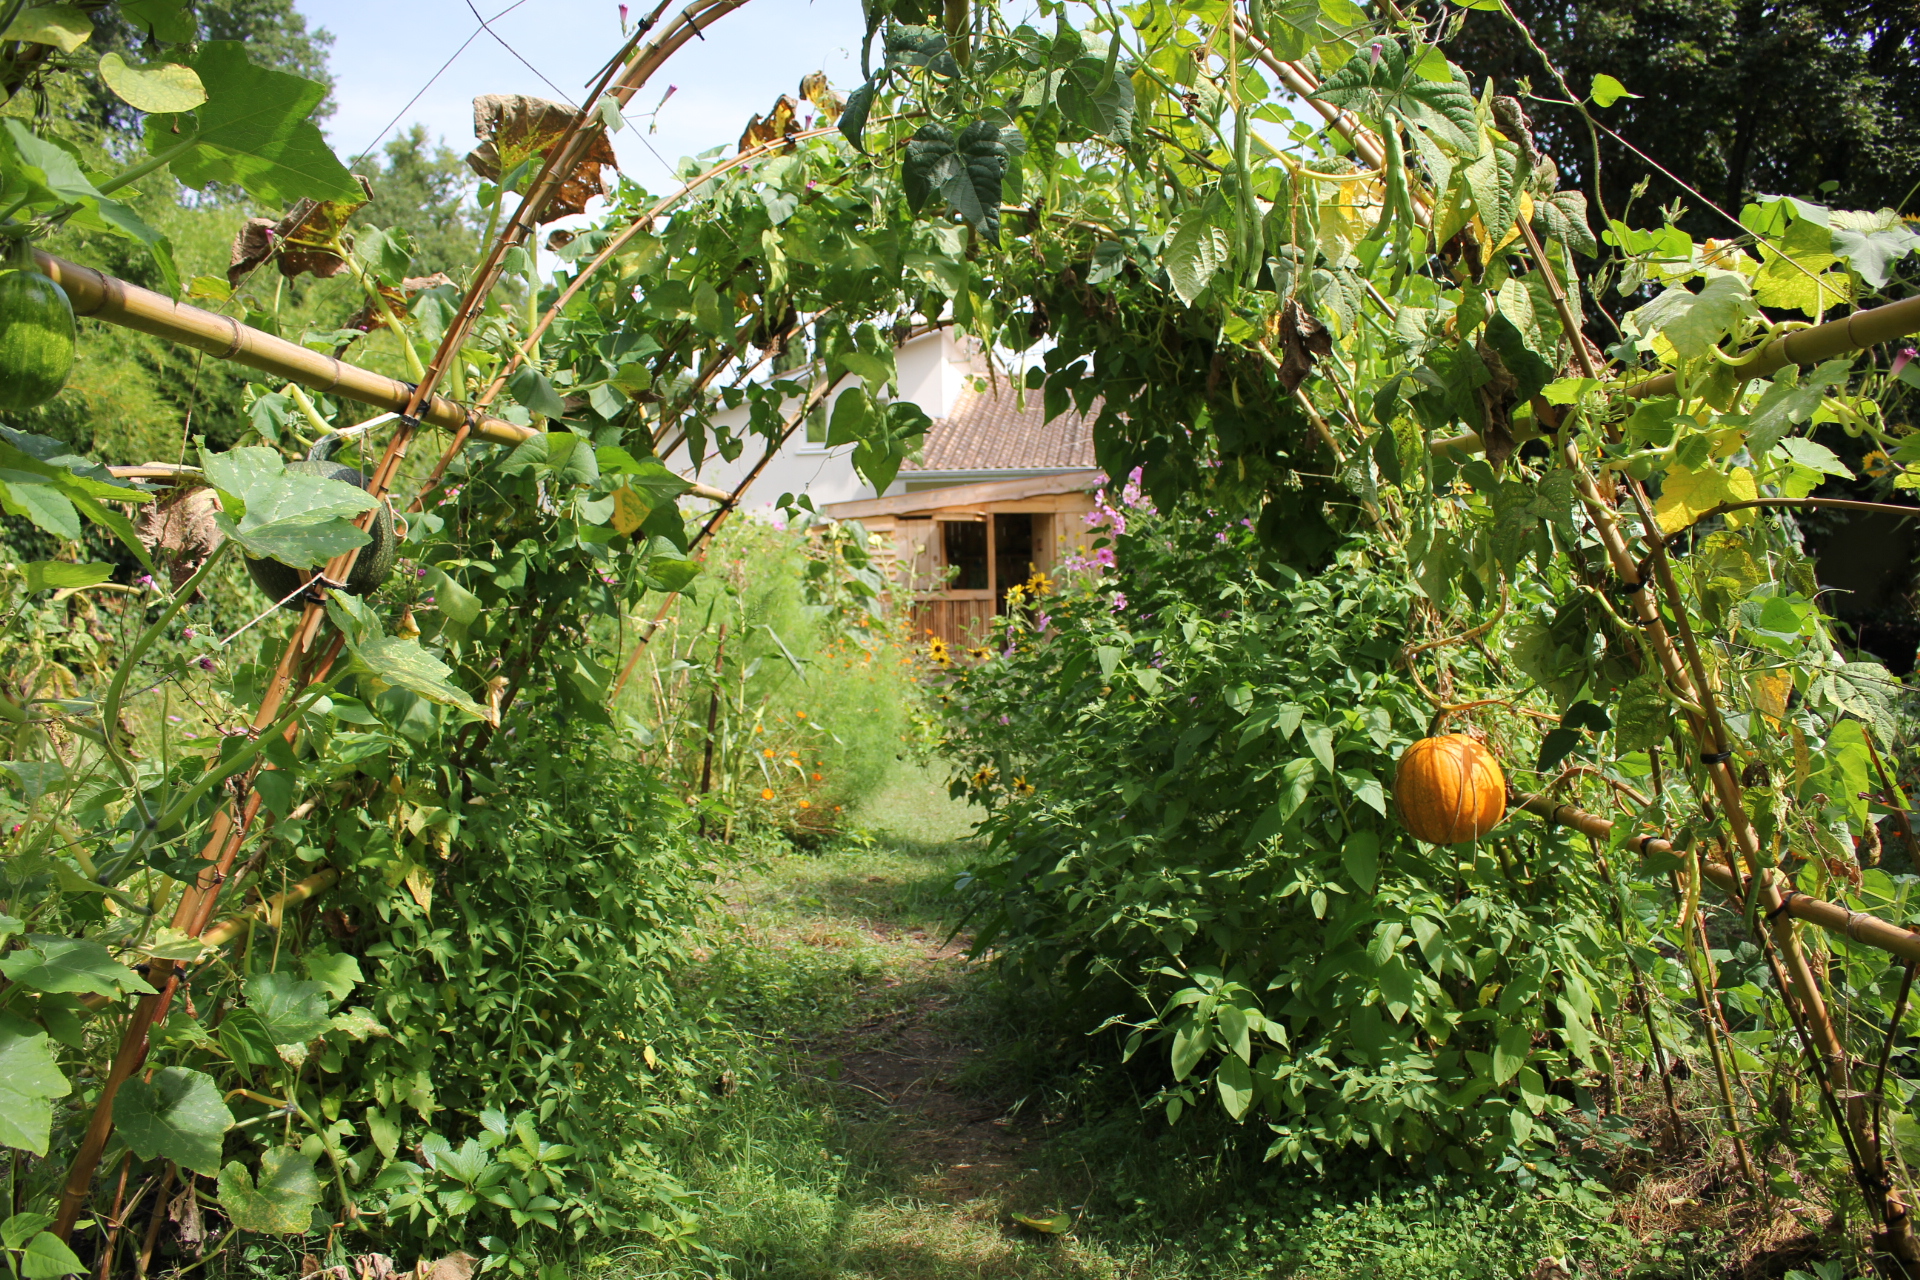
[611,485,650,536]
[98,53,207,113]
[1654,464,1756,534]
[404,865,433,914]
[2,4,91,52]
[1750,670,1791,724]
[1012,1211,1072,1234]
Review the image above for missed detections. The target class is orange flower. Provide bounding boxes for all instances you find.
[795,711,807,719]
[789,751,800,759]
[798,800,811,809]
[760,788,774,800]
[811,772,822,781]
[763,748,775,758]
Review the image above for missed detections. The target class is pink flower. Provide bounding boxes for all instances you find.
[618,3,629,27]
[1895,347,1918,379]
[1111,592,1128,611]
[1034,612,1051,632]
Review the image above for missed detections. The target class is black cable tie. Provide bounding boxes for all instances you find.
[1766,889,1801,923]
[1619,578,1647,594]
[1700,750,1733,765]
[1636,835,1661,855]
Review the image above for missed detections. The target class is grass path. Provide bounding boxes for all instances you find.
[642,765,1707,1280]
[655,763,1158,1280]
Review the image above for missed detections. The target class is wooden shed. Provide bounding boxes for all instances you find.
[820,381,1104,647]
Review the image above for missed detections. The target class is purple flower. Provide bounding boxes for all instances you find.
[197,656,215,673]
[999,715,1010,725]
[417,567,429,579]
[136,574,154,589]
[1111,592,1128,611]
[1895,347,1918,380]
[1034,611,1051,632]
[182,627,195,639]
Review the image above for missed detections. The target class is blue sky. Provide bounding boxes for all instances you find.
[299,0,870,188]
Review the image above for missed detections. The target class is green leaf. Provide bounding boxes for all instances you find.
[1828,208,1920,289]
[0,1019,71,1155]
[98,53,206,113]
[1342,830,1380,890]
[245,973,331,1047]
[119,0,195,43]
[1589,74,1637,107]
[155,42,361,206]
[1169,1013,1207,1081]
[1,1216,51,1252]
[838,82,875,152]
[902,123,956,215]
[0,937,156,998]
[1317,41,1477,153]
[1166,206,1230,305]
[0,477,79,540]
[343,636,487,719]
[20,562,112,592]
[1,5,91,52]
[1215,1057,1255,1120]
[1492,1023,1530,1084]
[1629,270,1754,361]
[203,446,376,568]
[217,1148,321,1234]
[506,367,567,420]
[18,1232,84,1279]
[1746,360,1854,455]
[112,1068,232,1175]
[303,953,363,1002]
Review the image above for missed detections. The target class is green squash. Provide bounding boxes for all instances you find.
[0,265,77,412]
[244,438,399,607]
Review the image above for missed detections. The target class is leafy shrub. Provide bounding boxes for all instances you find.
[623,515,919,834]
[940,485,1624,1170]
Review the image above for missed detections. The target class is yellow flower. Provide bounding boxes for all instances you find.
[760,788,774,800]
[1864,449,1894,478]
[1025,571,1053,596]
[1013,775,1035,796]
[1005,583,1026,606]
[928,637,951,664]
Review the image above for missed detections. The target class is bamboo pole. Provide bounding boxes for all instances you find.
[1429,287,1920,457]
[1519,793,1920,964]
[33,249,531,447]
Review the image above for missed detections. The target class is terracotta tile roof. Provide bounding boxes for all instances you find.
[902,382,1099,473]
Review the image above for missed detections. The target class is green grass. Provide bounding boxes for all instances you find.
[597,762,1715,1280]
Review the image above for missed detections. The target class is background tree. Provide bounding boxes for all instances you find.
[1446,0,1920,238]
[353,126,481,276]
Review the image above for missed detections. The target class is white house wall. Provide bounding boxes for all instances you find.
[662,328,979,514]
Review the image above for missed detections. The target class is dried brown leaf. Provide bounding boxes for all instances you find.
[227,180,373,288]
[798,72,843,123]
[465,94,616,223]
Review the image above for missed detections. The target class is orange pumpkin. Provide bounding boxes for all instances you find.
[1393,735,1507,844]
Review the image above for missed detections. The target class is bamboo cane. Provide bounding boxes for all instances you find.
[1519,794,1920,963]
[31,249,531,447]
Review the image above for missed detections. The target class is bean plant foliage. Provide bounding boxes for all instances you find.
[1,0,1919,1270]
